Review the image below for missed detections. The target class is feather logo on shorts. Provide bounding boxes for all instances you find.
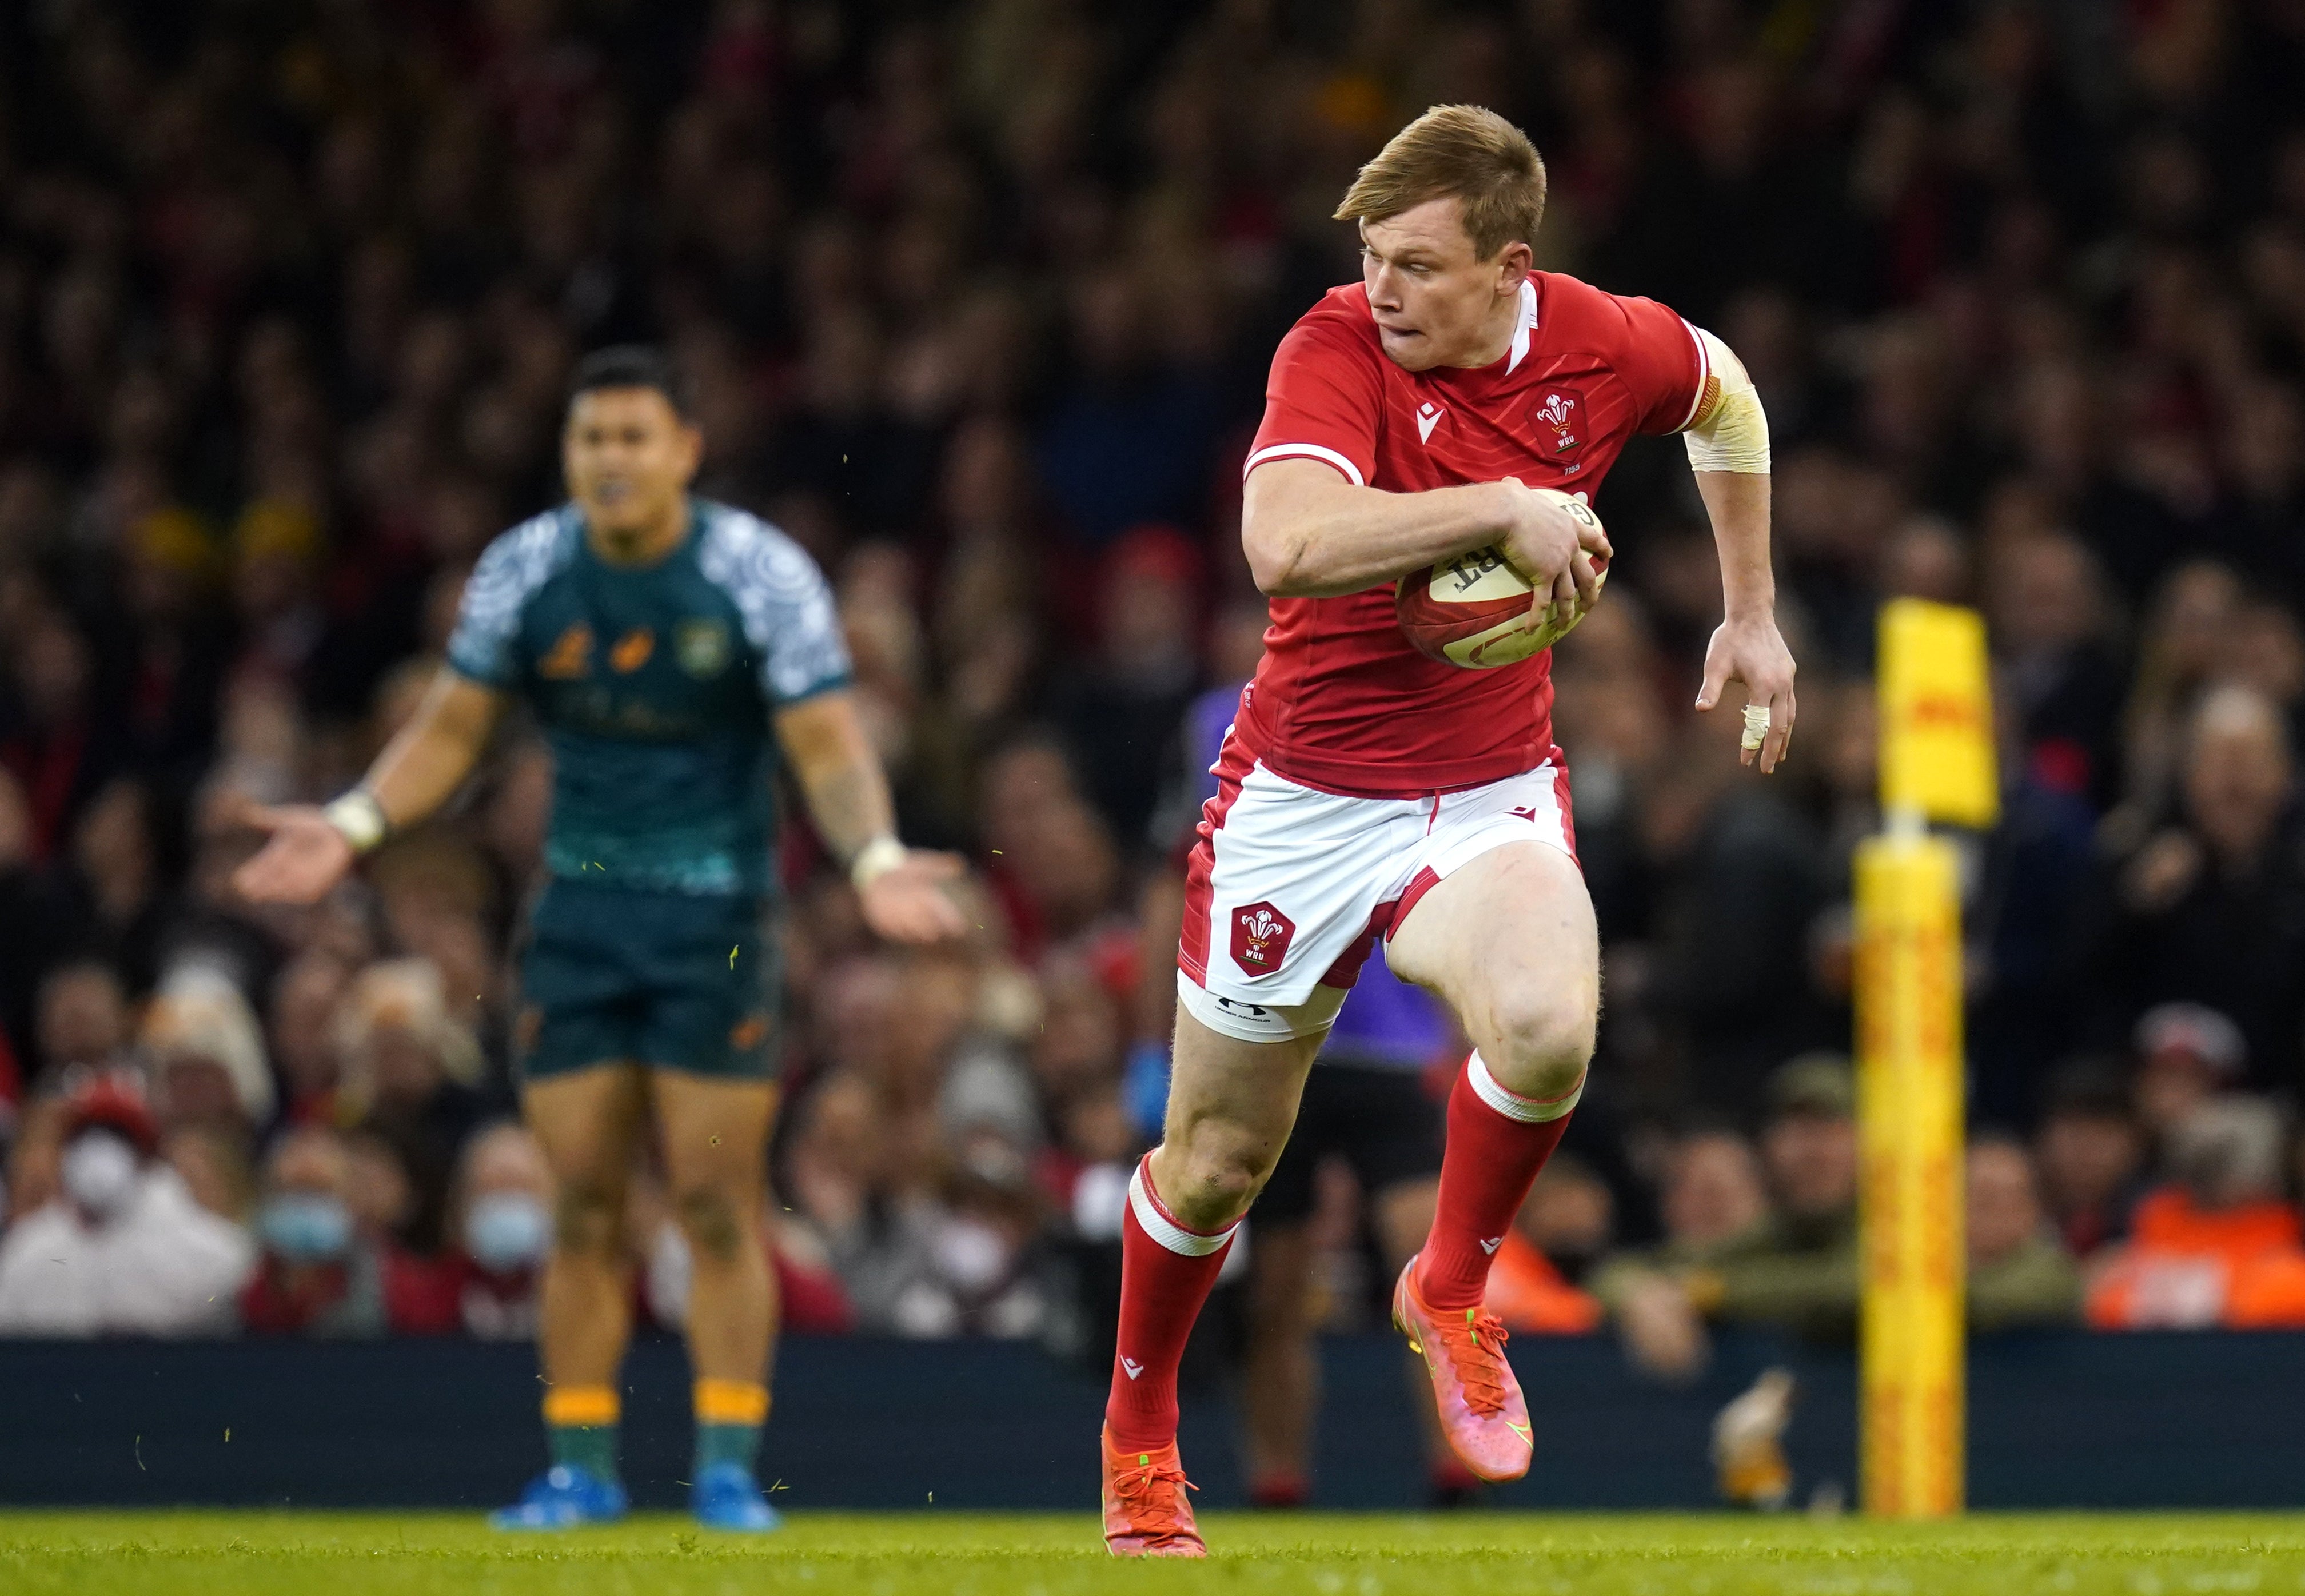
[1230,900,1296,976]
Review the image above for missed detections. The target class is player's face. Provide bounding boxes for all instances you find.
[563,388,703,537]
[1359,199,1532,372]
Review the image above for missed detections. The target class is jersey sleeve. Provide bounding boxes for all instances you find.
[699,510,853,705]
[445,512,569,687]
[1608,292,1709,437]
[1244,310,1385,486]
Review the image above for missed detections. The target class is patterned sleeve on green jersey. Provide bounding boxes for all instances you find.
[446,506,582,686]
[693,502,852,704]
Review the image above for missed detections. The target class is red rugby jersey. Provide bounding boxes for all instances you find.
[1235,272,1706,797]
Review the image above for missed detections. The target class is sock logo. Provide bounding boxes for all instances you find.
[1479,1236,1503,1254]
[1120,1357,1144,1380]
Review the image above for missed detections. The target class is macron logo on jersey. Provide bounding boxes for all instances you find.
[1417,401,1445,444]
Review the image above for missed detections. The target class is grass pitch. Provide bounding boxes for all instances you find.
[3,1510,2301,1594]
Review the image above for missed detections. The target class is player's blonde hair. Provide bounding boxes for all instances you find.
[1335,105,1548,262]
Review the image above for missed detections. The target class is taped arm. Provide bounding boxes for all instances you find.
[1681,326,1770,473]
[1680,324,1795,772]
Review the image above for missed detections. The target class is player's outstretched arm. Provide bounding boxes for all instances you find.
[773,688,966,944]
[233,669,506,904]
[1682,325,1796,775]
[1242,458,1609,605]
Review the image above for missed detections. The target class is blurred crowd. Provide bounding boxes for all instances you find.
[5,0,2305,1362]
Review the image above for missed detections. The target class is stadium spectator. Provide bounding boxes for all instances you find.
[138,965,274,1140]
[1590,1126,1772,1380]
[1641,752,1832,1117]
[2083,687,2305,1093]
[2088,1098,2305,1330]
[0,601,118,863]
[239,1125,451,1339]
[2119,561,2243,819]
[59,778,169,994]
[268,952,352,1124]
[164,1124,256,1224]
[0,1075,252,1336]
[783,1067,939,1331]
[1596,1058,1860,1379]
[2033,1059,2148,1258]
[436,1122,552,1341]
[1986,532,2124,811]
[33,959,132,1084]
[1049,525,1204,852]
[2131,1004,2251,1154]
[1965,1135,2082,1331]
[1708,1055,1864,1343]
[330,959,490,1252]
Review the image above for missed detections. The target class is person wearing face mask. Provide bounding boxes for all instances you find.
[0,1072,254,1336]
[439,1122,555,1340]
[238,1125,453,1338]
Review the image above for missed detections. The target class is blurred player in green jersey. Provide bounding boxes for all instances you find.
[236,346,963,1531]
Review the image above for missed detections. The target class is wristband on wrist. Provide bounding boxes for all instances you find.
[849,835,906,891]
[323,789,390,856]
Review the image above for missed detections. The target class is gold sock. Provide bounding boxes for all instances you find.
[693,1378,770,1427]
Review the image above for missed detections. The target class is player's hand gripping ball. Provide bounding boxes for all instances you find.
[1394,489,1609,669]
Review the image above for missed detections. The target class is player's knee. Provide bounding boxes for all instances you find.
[673,1183,751,1263]
[1162,1123,1275,1230]
[1488,988,1596,1101]
[553,1177,623,1258]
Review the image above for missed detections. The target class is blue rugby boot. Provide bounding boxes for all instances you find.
[692,1460,783,1531]
[489,1464,629,1530]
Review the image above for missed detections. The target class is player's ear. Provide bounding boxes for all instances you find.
[1494,239,1533,291]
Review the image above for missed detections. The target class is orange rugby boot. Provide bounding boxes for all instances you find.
[1392,1258,1534,1482]
[1100,1427,1207,1557]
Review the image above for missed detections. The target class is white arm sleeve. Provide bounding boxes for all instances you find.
[1682,325,1771,473]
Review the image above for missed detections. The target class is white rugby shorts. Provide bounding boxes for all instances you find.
[1175,736,1578,1043]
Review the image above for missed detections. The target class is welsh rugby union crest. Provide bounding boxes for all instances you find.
[1231,900,1296,976]
[1531,383,1586,462]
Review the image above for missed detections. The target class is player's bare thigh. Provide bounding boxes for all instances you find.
[1148,1004,1323,1234]
[1386,839,1599,1102]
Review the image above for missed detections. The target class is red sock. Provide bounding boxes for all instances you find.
[1106,1155,1237,1452]
[1415,1051,1582,1311]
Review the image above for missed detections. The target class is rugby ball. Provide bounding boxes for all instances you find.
[1395,489,1609,669]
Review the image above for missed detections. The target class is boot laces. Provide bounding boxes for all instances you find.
[1439,1307,1513,1417]
[1113,1452,1198,1539]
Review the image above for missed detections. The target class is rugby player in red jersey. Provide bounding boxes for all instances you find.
[1100,105,1794,1555]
